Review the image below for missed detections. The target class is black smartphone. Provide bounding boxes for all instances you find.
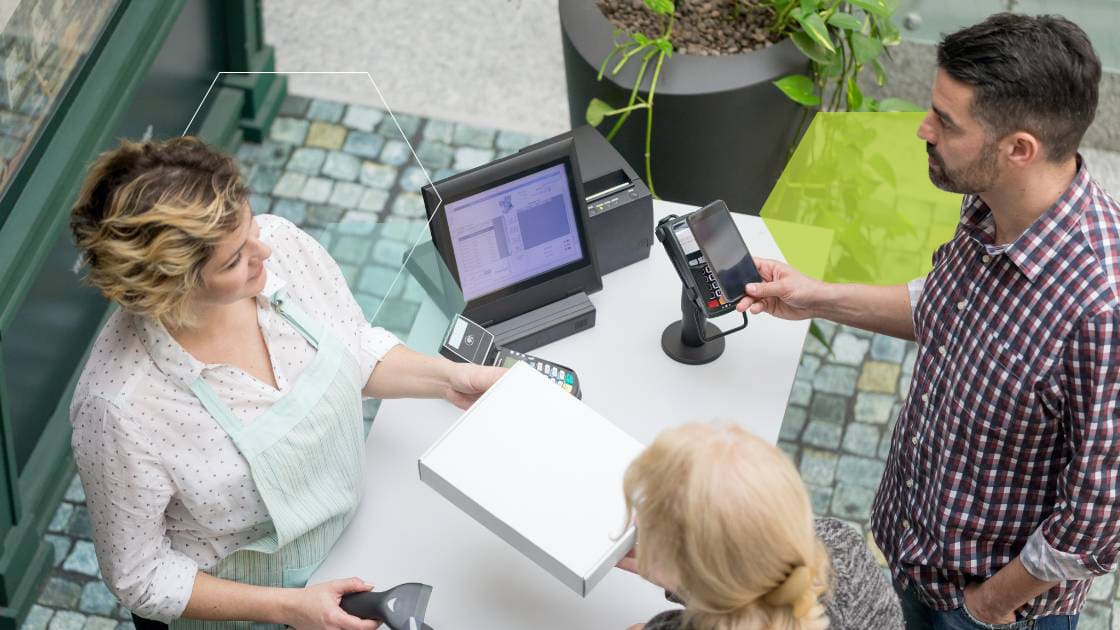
[686,200,762,304]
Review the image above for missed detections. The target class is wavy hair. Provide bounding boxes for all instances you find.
[624,423,832,630]
[69,137,247,328]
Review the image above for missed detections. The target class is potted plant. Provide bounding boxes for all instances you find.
[561,0,921,213]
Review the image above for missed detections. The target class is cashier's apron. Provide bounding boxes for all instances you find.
[171,291,366,629]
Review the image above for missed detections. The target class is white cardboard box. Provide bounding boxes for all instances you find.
[418,361,645,596]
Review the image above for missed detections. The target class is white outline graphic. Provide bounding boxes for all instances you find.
[184,71,450,326]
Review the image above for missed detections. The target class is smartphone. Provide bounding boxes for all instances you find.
[686,200,762,304]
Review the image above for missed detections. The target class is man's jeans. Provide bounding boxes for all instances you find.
[895,580,1079,630]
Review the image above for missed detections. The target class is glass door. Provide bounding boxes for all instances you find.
[896,0,1118,72]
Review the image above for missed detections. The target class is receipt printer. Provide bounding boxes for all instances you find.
[520,126,654,275]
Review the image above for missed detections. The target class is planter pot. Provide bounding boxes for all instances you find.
[560,0,810,214]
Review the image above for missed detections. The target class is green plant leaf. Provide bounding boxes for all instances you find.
[643,0,675,15]
[795,11,836,53]
[846,76,864,111]
[816,51,844,77]
[850,32,883,64]
[872,14,902,45]
[654,37,673,55]
[773,74,822,107]
[827,12,863,31]
[809,321,833,353]
[790,31,836,65]
[877,97,926,112]
[846,0,891,16]
[632,32,652,46]
[800,0,820,14]
[586,98,616,127]
[872,58,888,86]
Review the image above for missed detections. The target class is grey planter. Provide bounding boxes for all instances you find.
[560,0,810,214]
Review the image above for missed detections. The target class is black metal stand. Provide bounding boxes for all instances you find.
[661,288,748,365]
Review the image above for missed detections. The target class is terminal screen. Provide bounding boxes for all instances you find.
[445,163,583,301]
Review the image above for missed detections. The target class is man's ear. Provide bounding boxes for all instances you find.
[1005,131,1042,168]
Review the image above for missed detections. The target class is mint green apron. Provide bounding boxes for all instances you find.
[172,291,366,629]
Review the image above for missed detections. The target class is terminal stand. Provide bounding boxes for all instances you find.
[661,288,748,365]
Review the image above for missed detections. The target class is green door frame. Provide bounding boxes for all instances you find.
[0,0,284,626]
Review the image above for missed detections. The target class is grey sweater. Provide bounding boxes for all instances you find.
[643,518,904,630]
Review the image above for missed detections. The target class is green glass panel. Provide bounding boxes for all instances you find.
[761,112,962,285]
[315,219,464,356]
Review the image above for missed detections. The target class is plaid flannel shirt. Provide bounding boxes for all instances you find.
[871,158,1120,618]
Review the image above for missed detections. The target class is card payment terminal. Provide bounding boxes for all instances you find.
[656,215,738,318]
[441,314,582,398]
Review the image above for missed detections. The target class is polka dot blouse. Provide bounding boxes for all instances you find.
[68,214,400,622]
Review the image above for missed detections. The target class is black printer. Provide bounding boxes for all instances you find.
[520,125,654,275]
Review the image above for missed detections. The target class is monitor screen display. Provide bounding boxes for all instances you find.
[444,163,583,301]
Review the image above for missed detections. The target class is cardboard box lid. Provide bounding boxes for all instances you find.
[419,361,644,595]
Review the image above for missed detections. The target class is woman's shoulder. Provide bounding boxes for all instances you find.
[814,517,905,630]
[643,609,685,630]
[72,309,150,412]
[257,213,314,255]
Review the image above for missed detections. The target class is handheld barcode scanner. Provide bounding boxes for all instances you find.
[340,582,435,630]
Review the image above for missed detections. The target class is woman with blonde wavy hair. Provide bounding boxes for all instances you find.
[68,136,504,629]
[619,423,902,630]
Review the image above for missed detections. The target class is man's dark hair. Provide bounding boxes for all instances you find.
[937,13,1100,162]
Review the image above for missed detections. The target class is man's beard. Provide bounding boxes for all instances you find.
[927,141,1000,194]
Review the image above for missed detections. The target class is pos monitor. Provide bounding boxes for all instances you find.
[421,138,601,332]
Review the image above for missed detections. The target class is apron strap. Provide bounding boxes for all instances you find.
[188,290,334,455]
[190,378,248,450]
[269,290,324,350]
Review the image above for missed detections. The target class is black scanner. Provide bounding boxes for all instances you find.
[520,125,654,275]
[340,582,435,630]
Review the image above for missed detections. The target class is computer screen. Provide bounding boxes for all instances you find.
[444,163,583,301]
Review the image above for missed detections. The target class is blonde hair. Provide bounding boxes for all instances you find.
[69,137,247,328]
[623,423,832,630]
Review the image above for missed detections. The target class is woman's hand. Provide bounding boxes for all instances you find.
[445,362,506,409]
[616,548,678,594]
[288,577,381,630]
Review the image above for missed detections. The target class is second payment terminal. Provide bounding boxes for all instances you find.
[658,215,738,318]
[655,200,755,365]
[441,314,582,398]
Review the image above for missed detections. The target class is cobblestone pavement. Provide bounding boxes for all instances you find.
[23,94,1120,629]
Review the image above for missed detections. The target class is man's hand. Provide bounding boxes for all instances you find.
[963,582,1017,625]
[445,363,506,409]
[735,257,822,321]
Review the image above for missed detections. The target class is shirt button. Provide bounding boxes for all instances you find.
[921,393,930,403]
[911,436,919,445]
[906,479,914,488]
[902,520,911,529]
[956,300,966,311]
[938,346,947,357]
[982,255,992,263]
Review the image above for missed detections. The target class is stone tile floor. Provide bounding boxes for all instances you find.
[22,93,1120,629]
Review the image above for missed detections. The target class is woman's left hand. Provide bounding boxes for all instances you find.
[445,363,506,409]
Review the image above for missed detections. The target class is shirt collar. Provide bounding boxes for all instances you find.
[137,263,290,390]
[959,155,1092,282]
[136,314,206,391]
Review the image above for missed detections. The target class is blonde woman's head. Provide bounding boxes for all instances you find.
[623,423,830,630]
[70,137,271,329]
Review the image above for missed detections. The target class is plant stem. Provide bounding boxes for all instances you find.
[645,49,668,198]
[640,12,674,198]
[613,42,650,75]
[606,49,655,141]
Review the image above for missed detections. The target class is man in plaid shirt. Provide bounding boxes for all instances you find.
[737,13,1115,630]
